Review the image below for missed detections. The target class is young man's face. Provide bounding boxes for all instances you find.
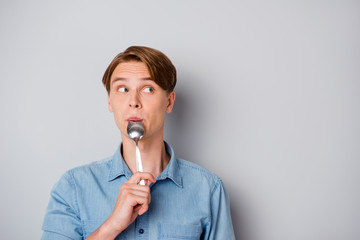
[107,61,175,141]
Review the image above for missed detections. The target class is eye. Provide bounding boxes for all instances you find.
[118,87,128,93]
[143,87,154,93]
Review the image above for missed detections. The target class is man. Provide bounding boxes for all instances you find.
[42,46,235,239]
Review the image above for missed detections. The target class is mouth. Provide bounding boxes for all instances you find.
[127,117,143,122]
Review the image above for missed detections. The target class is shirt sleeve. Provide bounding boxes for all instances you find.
[205,179,236,240]
[41,171,83,240]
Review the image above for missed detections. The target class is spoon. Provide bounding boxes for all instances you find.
[127,121,145,185]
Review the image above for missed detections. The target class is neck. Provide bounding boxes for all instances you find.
[122,133,170,178]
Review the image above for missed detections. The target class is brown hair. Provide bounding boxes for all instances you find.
[102,46,177,94]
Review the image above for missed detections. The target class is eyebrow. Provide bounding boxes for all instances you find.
[111,77,153,85]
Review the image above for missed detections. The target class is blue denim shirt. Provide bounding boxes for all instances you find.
[42,142,235,239]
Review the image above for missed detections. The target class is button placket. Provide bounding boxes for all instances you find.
[135,211,149,239]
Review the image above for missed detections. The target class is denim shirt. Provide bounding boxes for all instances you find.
[41,142,235,239]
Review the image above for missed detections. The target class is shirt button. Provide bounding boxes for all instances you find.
[139,229,144,234]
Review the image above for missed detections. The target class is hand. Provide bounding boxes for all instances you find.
[107,172,156,234]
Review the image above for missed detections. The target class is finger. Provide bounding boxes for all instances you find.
[119,184,150,203]
[138,204,149,215]
[125,188,150,199]
[134,204,142,212]
[122,183,151,193]
[132,172,156,184]
[145,179,153,186]
[128,172,156,184]
[128,193,150,209]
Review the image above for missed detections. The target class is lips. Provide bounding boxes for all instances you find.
[127,117,143,122]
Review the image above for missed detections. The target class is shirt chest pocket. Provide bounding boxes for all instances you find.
[158,222,203,240]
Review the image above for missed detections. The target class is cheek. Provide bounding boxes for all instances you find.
[149,98,168,113]
[144,99,166,123]
[109,99,126,121]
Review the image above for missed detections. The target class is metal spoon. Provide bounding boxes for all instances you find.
[127,121,145,185]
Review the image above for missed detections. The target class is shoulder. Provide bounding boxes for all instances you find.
[175,158,222,192]
[63,156,113,182]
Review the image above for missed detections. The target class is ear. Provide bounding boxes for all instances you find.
[165,91,176,113]
[107,94,113,112]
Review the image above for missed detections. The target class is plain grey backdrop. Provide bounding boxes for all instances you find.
[1,1,359,239]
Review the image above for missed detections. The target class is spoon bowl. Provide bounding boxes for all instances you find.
[127,121,145,142]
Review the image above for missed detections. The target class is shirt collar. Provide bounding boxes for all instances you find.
[156,142,183,188]
[107,144,132,182]
[107,141,183,188]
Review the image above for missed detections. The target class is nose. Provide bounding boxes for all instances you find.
[129,102,140,108]
[128,91,142,109]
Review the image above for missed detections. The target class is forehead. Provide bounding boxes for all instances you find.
[111,61,150,81]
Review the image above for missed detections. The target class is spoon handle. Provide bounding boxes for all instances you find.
[136,143,145,185]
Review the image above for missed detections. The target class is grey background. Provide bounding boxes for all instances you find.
[0,1,359,239]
